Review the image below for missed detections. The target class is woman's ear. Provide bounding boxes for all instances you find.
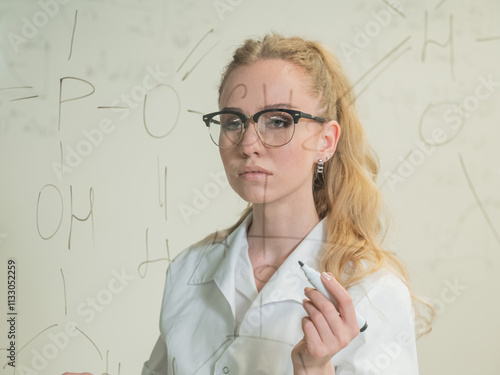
[317,120,341,159]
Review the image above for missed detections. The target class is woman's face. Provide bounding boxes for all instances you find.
[218,58,339,207]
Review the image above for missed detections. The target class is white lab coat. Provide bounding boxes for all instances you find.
[142,213,419,374]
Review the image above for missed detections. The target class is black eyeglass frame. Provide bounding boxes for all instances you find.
[202,108,327,148]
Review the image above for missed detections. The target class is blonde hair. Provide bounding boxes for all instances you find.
[207,33,434,336]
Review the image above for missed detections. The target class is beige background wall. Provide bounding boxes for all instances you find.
[1,0,499,373]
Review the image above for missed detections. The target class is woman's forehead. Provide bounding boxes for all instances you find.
[219,59,315,109]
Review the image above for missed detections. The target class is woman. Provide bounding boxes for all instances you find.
[66,33,432,375]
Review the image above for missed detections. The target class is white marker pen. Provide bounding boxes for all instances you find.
[299,261,368,332]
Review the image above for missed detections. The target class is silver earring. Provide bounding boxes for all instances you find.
[317,159,324,174]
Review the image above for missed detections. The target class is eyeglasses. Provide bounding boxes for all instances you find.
[202,108,326,148]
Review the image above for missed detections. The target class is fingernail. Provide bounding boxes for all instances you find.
[304,287,313,295]
[322,272,331,281]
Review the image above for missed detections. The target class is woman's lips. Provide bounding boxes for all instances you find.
[239,171,271,180]
[238,166,272,180]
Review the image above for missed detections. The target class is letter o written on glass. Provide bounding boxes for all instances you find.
[143,84,180,139]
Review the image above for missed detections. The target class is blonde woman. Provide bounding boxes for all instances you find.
[65,33,432,375]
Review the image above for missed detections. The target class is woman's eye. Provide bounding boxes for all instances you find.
[266,116,292,128]
[223,119,242,131]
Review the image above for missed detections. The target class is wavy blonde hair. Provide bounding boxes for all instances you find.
[206,33,434,336]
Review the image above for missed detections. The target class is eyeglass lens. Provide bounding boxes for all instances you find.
[208,111,295,147]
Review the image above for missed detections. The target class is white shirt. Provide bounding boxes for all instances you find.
[141,213,419,374]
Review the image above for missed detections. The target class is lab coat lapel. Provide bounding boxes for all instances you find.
[187,215,252,318]
[258,218,326,306]
[186,215,326,313]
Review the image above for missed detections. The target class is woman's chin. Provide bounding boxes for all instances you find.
[236,190,273,205]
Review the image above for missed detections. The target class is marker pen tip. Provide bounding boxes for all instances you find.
[298,261,304,267]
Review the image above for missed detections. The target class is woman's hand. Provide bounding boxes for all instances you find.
[291,272,359,375]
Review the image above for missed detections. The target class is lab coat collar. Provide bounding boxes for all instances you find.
[257,217,326,306]
[187,214,252,318]
[187,213,327,312]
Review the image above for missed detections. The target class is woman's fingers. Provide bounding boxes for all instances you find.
[320,272,357,331]
[294,273,360,372]
[321,273,358,330]
[304,272,359,342]
[300,314,322,350]
[302,296,339,345]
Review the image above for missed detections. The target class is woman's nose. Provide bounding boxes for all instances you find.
[239,120,262,150]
